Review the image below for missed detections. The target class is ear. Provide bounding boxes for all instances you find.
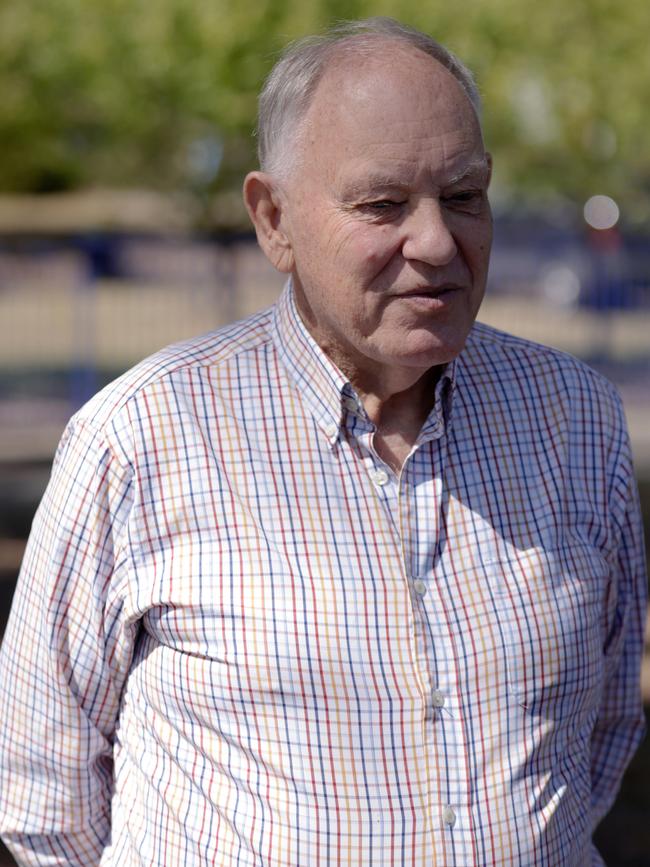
[243,172,294,273]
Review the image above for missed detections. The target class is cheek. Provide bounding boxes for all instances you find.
[473,218,493,261]
[294,210,402,286]
[458,227,492,276]
[347,226,402,278]
[469,240,489,267]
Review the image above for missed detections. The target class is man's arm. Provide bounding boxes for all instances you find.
[591,420,647,830]
[0,417,137,866]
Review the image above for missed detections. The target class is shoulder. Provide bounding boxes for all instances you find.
[72,305,275,432]
[459,322,636,544]
[52,306,276,473]
[458,321,631,474]
[461,320,624,420]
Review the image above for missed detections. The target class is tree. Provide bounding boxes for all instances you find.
[1,0,648,228]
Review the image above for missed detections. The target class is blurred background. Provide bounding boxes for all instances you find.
[0,0,648,863]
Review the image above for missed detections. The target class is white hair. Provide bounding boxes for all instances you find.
[256,17,482,179]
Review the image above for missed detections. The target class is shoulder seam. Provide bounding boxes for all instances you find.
[75,310,275,427]
[468,321,620,393]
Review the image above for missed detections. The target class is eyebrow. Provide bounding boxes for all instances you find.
[446,157,490,186]
[340,176,408,198]
[339,157,491,200]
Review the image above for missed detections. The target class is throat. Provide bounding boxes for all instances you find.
[371,429,416,474]
[366,393,434,473]
[354,366,442,473]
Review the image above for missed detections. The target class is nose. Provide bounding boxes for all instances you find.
[401,199,457,267]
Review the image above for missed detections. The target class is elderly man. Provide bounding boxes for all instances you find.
[0,17,645,867]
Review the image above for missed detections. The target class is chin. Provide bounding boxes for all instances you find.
[396,336,468,369]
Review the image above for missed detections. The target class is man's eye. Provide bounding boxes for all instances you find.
[444,190,482,205]
[364,200,404,210]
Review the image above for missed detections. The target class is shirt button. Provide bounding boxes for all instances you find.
[431,689,445,708]
[325,423,338,439]
[442,805,457,827]
[412,578,427,596]
[371,468,389,486]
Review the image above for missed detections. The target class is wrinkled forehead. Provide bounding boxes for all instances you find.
[294,45,485,186]
[304,43,480,134]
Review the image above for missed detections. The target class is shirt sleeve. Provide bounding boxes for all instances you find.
[590,407,647,830]
[0,417,138,866]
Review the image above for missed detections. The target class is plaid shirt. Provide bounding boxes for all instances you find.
[0,283,645,866]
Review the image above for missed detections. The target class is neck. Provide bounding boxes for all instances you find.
[354,367,441,473]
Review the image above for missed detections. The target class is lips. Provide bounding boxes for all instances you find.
[402,283,460,297]
[398,284,460,298]
[388,285,462,314]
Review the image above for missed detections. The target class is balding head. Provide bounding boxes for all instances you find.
[257,17,481,180]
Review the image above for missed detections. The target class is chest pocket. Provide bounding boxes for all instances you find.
[487,544,606,721]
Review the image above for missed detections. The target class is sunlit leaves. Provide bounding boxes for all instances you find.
[0,0,648,225]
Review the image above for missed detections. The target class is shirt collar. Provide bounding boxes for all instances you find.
[420,359,456,442]
[271,279,457,446]
[272,280,348,445]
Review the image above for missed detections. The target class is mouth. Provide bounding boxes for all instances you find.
[394,285,462,308]
[400,284,461,298]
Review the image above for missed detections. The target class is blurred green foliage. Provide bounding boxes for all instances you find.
[1,0,649,225]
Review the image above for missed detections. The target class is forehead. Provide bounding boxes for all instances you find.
[299,44,484,186]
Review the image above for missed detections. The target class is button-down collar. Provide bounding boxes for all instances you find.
[272,280,456,446]
[272,281,348,445]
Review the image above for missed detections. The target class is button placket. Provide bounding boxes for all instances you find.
[398,436,473,857]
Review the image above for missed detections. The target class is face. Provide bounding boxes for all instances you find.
[267,46,492,391]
